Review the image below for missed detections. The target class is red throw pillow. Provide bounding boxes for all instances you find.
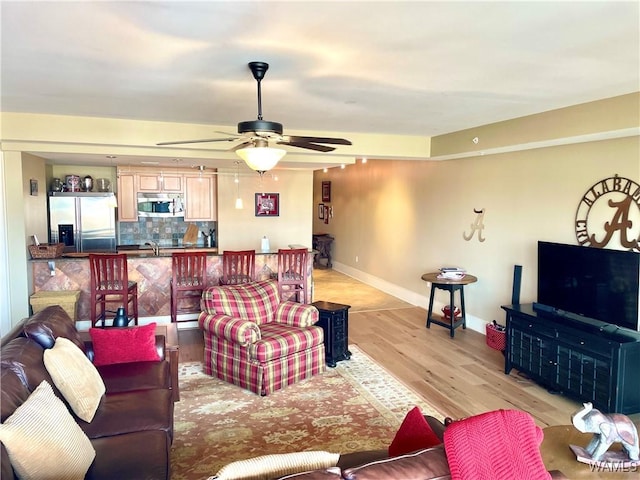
[89,323,160,366]
[388,406,442,456]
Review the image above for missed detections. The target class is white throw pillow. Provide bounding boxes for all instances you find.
[44,336,106,422]
[212,451,340,480]
[0,380,96,480]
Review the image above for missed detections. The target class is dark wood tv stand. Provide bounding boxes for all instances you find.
[502,303,640,414]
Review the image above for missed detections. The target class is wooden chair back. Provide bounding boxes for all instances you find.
[89,253,138,326]
[89,253,131,294]
[172,252,207,288]
[220,250,256,285]
[171,251,208,322]
[277,248,309,303]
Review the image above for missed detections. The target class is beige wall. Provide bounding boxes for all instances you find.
[23,154,49,246]
[1,156,313,327]
[314,112,639,331]
[2,152,31,330]
[217,168,314,251]
[430,93,639,156]
[2,94,638,329]
[0,112,429,164]
[51,165,117,191]
[48,164,313,252]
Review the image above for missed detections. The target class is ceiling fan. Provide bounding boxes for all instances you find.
[157,62,352,172]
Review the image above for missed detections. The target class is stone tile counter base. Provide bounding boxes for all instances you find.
[31,253,314,322]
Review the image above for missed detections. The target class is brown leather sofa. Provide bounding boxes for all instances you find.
[338,445,568,479]
[335,416,450,478]
[216,415,566,479]
[274,416,568,480]
[0,305,175,480]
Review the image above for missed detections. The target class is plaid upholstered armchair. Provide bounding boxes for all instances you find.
[198,279,326,395]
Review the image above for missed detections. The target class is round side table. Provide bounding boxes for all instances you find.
[421,272,478,338]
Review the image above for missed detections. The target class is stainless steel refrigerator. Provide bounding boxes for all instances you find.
[48,192,117,252]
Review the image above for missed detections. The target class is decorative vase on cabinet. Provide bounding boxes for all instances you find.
[112,307,130,327]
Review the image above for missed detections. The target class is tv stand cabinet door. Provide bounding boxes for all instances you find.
[556,346,613,410]
[503,303,640,414]
[506,314,557,385]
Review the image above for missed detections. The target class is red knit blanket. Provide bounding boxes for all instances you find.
[444,409,551,480]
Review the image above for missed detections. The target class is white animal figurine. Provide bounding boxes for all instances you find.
[571,402,639,462]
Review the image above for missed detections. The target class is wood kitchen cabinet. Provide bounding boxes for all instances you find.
[116,167,217,222]
[116,172,137,221]
[138,173,182,192]
[184,174,217,221]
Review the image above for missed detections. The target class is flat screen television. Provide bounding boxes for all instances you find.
[537,241,640,331]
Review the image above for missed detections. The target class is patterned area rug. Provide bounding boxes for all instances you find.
[171,345,443,480]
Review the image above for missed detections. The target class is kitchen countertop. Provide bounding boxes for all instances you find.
[26,247,220,259]
[116,246,218,256]
[29,247,318,260]
[114,248,313,256]
[116,246,312,256]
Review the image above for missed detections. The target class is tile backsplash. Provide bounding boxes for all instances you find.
[118,218,216,247]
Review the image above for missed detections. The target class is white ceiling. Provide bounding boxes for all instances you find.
[1,1,639,168]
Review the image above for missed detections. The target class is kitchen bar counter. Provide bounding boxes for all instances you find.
[55,247,219,258]
[118,249,219,256]
[49,247,314,258]
[31,251,313,322]
[116,245,218,256]
[117,247,218,256]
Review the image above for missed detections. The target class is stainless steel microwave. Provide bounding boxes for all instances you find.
[137,193,184,218]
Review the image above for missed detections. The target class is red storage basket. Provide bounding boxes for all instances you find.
[486,322,506,351]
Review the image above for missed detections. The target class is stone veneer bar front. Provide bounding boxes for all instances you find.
[30,251,314,323]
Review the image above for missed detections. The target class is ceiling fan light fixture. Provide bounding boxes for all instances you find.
[156,61,351,159]
[236,146,286,173]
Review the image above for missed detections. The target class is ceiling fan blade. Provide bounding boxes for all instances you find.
[286,136,352,146]
[278,141,335,153]
[157,63,352,154]
[156,137,238,146]
[230,140,254,152]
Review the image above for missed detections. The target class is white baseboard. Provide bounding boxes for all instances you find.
[329,262,486,334]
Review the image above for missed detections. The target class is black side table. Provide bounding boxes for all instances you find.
[312,301,351,367]
[421,272,478,338]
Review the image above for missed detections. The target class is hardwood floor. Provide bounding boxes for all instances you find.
[348,306,581,427]
[178,268,636,428]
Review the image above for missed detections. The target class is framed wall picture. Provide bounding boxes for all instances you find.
[30,179,38,196]
[322,181,331,202]
[318,203,325,219]
[324,205,329,224]
[255,193,279,217]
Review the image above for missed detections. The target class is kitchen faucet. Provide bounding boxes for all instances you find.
[144,241,160,256]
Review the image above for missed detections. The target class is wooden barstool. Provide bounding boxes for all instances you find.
[171,252,208,323]
[277,248,309,303]
[219,250,256,285]
[89,253,138,327]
